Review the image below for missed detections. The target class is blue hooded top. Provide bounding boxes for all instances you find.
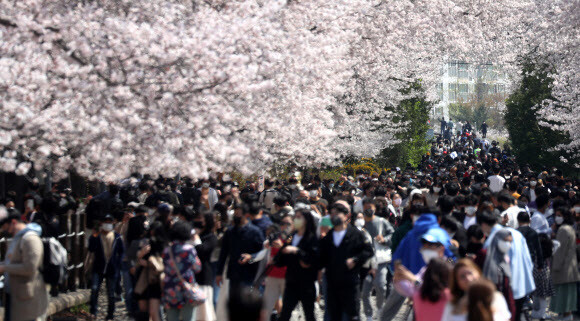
[391,214,455,274]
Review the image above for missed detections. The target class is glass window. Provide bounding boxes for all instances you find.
[458,63,469,78]
[448,62,457,77]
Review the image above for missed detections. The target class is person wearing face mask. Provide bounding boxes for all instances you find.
[392,228,451,302]
[198,179,219,212]
[482,229,516,319]
[276,208,319,321]
[380,215,455,321]
[426,184,442,208]
[88,214,125,320]
[319,201,373,321]
[549,207,580,321]
[462,195,479,229]
[480,212,535,321]
[0,209,48,321]
[388,193,403,220]
[216,203,265,295]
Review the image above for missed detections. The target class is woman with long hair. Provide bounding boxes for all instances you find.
[441,258,511,321]
[193,211,218,321]
[413,258,451,321]
[275,207,319,321]
[467,280,496,321]
[482,229,515,319]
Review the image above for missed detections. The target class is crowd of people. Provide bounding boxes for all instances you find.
[0,129,579,321]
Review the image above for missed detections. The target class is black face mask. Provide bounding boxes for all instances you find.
[330,215,343,227]
[193,221,205,229]
[233,216,242,226]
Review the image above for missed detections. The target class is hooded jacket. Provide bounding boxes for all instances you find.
[391,214,455,274]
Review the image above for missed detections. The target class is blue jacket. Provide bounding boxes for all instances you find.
[484,224,535,299]
[391,214,455,274]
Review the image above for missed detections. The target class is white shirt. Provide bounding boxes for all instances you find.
[502,206,525,228]
[530,211,551,235]
[292,234,303,247]
[463,215,477,229]
[488,175,506,193]
[333,229,347,247]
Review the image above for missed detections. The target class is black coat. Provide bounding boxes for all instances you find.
[195,232,218,286]
[319,225,374,289]
[276,232,319,284]
[517,225,544,268]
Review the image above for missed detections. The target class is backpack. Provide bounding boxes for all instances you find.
[41,237,69,286]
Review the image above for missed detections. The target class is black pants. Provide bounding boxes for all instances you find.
[515,297,526,321]
[279,283,316,321]
[327,285,361,321]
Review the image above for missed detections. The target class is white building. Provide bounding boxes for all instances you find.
[433,61,509,120]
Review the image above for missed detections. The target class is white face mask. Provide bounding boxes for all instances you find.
[289,184,297,189]
[101,223,114,232]
[497,240,512,253]
[433,187,441,193]
[355,218,365,229]
[555,216,564,225]
[465,206,477,216]
[574,206,580,214]
[394,198,402,207]
[202,183,210,188]
[309,190,318,198]
[530,181,537,187]
[412,215,419,223]
[420,248,439,263]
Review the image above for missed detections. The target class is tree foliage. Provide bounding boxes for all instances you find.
[504,62,576,174]
[380,83,432,168]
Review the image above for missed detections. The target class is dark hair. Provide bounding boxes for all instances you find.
[445,182,460,197]
[555,206,574,226]
[440,216,459,233]
[438,195,455,214]
[467,279,495,321]
[497,192,514,206]
[517,211,530,223]
[536,194,550,210]
[508,180,518,191]
[420,258,451,303]
[273,195,288,207]
[169,221,193,242]
[466,224,484,240]
[477,211,497,226]
[295,208,317,239]
[228,286,262,321]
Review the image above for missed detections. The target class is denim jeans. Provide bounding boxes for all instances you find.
[166,305,197,321]
[90,272,118,319]
[121,261,135,315]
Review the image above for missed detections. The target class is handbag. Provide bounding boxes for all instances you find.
[168,244,206,306]
[374,219,392,264]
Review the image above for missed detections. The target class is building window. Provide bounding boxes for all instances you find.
[448,62,457,77]
[448,83,457,102]
[459,83,469,100]
[458,63,469,78]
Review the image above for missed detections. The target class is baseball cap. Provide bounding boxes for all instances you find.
[421,228,449,245]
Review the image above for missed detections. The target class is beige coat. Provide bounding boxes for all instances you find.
[552,224,580,285]
[4,231,49,321]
